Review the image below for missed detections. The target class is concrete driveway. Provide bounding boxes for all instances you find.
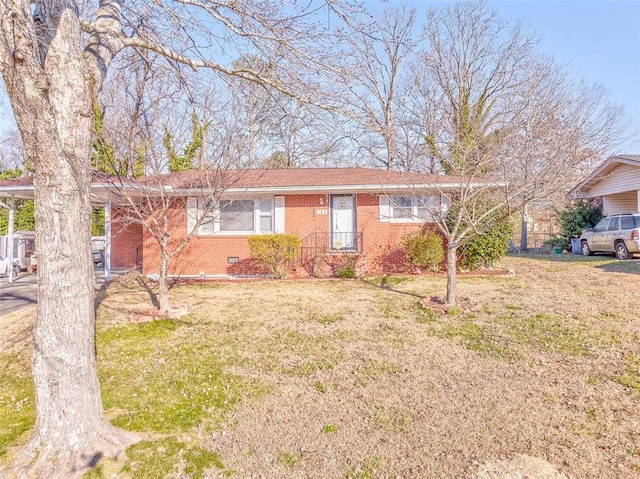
[0,272,38,317]
[0,268,112,317]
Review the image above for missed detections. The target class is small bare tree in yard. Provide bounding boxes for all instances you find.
[107,169,226,315]
[409,1,623,305]
[0,0,358,476]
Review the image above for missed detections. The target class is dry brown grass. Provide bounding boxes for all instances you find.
[2,255,640,478]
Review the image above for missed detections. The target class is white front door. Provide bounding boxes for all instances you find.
[331,195,356,250]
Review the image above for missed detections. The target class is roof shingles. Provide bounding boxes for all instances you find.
[0,167,460,198]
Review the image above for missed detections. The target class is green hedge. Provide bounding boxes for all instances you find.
[248,234,301,279]
[401,229,445,271]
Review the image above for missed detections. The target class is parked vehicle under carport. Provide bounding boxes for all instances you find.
[0,256,21,277]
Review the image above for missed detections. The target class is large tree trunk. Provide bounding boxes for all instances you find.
[8,135,139,478]
[445,244,458,305]
[0,2,138,477]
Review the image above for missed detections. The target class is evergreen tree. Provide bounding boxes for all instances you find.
[165,113,208,172]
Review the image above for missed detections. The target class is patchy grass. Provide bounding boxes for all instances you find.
[98,321,267,433]
[1,255,639,479]
[345,456,382,479]
[503,312,596,356]
[615,354,640,395]
[120,438,228,479]
[358,358,401,385]
[0,352,34,457]
[418,306,620,362]
[322,424,338,434]
[279,451,304,469]
[428,318,517,360]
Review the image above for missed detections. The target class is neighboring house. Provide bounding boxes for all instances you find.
[0,168,474,278]
[568,155,640,214]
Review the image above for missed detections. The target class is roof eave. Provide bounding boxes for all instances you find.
[0,185,35,200]
[568,155,640,199]
[169,182,495,195]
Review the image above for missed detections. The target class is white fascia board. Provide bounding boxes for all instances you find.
[92,182,164,198]
[0,185,35,199]
[567,191,589,199]
[0,180,498,200]
[169,182,494,196]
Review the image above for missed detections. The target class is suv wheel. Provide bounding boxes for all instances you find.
[581,241,592,256]
[615,241,630,260]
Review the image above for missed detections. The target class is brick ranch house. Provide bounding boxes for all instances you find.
[0,168,476,278]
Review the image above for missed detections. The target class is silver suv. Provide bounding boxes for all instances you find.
[580,213,640,260]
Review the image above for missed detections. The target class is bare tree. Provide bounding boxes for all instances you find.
[337,4,421,170]
[0,129,25,172]
[106,168,227,315]
[224,56,342,168]
[0,0,359,475]
[409,1,623,305]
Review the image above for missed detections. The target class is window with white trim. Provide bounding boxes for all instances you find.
[258,199,273,233]
[196,198,216,235]
[220,199,255,232]
[391,196,413,219]
[192,197,276,235]
[387,195,442,222]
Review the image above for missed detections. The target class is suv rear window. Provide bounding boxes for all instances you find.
[621,216,640,229]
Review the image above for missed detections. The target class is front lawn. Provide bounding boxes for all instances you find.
[1,255,639,478]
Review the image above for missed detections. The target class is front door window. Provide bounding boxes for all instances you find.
[331,195,356,250]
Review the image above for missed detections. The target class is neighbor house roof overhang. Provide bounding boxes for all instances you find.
[567,154,640,199]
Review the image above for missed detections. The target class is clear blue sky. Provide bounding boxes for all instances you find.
[387,0,640,153]
[489,0,640,153]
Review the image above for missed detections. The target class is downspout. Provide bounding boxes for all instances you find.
[104,201,111,280]
[8,196,15,283]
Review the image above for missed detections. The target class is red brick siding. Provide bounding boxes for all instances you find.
[111,208,143,269]
[283,193,331,237]
[356,194,425,273]
[135,193,427,276]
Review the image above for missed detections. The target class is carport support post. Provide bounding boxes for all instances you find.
[105,201,111,279]
[8,196,15,283]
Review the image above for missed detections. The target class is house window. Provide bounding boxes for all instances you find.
[220,200,254,232]
[389,195,441,222]
[197,199,216,235]
[193,198,275,235]
[416,196,440,220]
[391,196,413,219]
[259,199,273,232]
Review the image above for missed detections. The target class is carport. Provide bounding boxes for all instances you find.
[0,174,117,283]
